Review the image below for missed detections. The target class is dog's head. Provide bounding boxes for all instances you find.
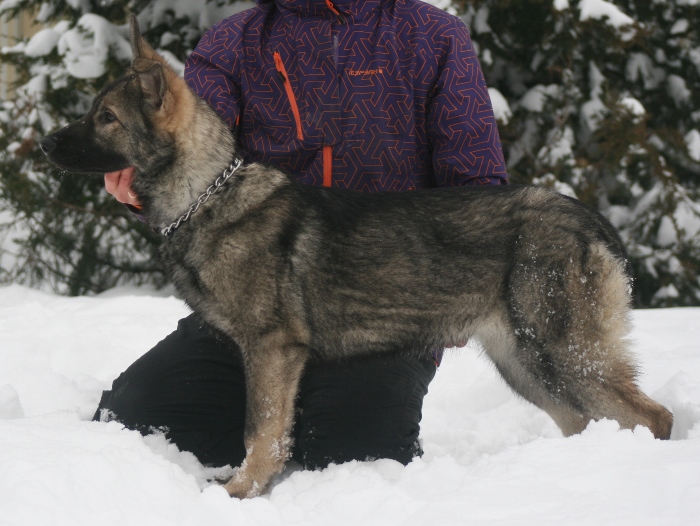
[40,16,187,176]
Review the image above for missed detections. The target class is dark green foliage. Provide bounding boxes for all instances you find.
[1,0,699,305]
[456,0,700,307]
[0,0,244,295]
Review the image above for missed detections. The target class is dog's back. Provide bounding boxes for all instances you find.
[292,185,623,353]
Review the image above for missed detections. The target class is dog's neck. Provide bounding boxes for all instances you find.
[140,93,239,229]
[159,157,243,236]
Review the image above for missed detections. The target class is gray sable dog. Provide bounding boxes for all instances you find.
[41,17,673,498]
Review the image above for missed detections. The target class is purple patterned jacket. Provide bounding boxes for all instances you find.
[183,0,507,192]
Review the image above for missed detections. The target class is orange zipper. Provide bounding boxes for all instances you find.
[323,145,333,187]
[273,51,304,141]
[325,0,339,15]
[323,0,340,187]
[325,0,345,23]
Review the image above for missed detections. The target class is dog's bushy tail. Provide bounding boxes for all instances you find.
[479,193,672,439]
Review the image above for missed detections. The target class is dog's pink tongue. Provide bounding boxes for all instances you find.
[105,167,141,209]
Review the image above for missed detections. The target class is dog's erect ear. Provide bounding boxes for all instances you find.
[130,15,154,63]
[138,64,166,109]
[129,15,168,109]
[130,15,142,59]
[130,15,169,68]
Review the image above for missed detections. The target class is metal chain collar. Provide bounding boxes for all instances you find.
[160,157,243,237]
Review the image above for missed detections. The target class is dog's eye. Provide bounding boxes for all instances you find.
[101,111,117,124]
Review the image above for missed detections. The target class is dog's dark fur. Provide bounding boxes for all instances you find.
[41,17,673,498]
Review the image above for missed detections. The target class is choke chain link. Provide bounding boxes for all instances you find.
[161,158,243,237]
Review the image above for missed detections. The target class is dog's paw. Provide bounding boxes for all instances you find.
[223,473,263,499]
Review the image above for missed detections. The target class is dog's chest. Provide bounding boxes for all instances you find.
[159,233,214,308]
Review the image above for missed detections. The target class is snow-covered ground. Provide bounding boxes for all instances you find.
[0,284,698,525]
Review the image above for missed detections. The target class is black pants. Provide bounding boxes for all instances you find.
[94,314,436,469]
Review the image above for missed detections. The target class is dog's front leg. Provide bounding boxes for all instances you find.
[224,335,308,498]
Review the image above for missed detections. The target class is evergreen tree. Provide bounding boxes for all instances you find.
[0,0,249,295]
[455,0,700,307]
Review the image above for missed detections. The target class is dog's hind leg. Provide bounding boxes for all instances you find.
[479,243,673,439]
[476,312,592,435]
[224,334,308,498]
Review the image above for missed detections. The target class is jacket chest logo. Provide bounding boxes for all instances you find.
[347,68,384,76]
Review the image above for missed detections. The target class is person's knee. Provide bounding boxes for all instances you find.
[92,371,152,429]
[292,355,436,469]
[92,314,249,465]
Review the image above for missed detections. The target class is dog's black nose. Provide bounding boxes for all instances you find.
[40,136,56,155]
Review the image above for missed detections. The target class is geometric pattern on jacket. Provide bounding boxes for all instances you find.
[184,0,508,192]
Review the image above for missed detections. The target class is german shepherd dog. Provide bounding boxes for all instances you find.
[41,17,672,498]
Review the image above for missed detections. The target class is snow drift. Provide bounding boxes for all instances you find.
[0,285,698,525]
